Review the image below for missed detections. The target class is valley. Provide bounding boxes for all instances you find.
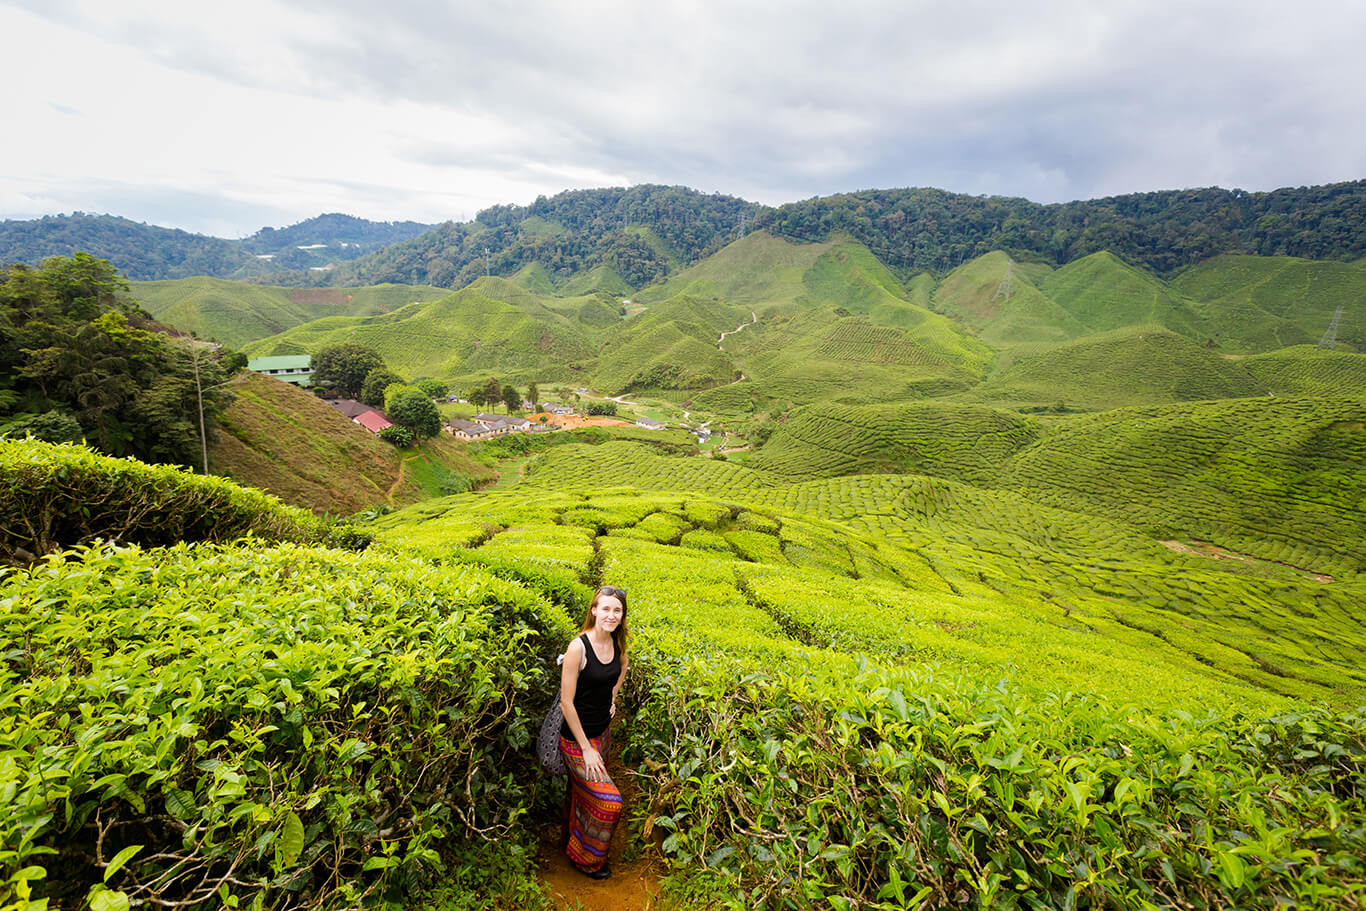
[1,184,1363,910]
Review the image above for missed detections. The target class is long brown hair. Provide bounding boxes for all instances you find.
[580,585,628,659]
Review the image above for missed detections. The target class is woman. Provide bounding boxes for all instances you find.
[559,584,630,879]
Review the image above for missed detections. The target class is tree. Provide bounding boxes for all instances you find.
[527,382,540,410]
[0,410,84,444]
[0,255,234,467]
[417,378,448,399]
[482,377,502,410]
[312,343,385,397]
[387,388,441,438]
[585,400,617,416]
[468,386,486,409]
[501,385,521,414]
[360,369,403,407]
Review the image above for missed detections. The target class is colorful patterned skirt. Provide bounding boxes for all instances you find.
[559,732,622,871]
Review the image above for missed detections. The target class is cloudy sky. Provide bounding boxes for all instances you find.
[2,0,1363,237]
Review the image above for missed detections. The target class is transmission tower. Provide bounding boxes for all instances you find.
[737,211,747,239]
[1318,306,1344,348]
[990,260,1013,303]
[483,246,492,278]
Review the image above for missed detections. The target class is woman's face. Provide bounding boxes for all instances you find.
[592,594,624,632]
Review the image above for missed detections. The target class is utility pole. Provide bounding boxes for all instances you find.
[484,247,492,278]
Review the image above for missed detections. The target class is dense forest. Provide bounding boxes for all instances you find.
[0,253,240,467]
[3,181,1364,289]
[755,180,1366,275]
[325,184,762,289]
[0,213,434,281]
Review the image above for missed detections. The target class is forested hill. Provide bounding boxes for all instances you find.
[0,212,435,280]
[0,214,252,280]
[5,180,1365,287]
[755,180,1366,276]
[319,184,762,289]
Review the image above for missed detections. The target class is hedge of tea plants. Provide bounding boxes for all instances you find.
[0,439,339,563]
[0,541,564,910]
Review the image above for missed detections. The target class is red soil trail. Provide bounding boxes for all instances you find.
[537,738,663,910]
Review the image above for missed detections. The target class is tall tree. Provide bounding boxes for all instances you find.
[0,254,233,467]
[312,343,385,398]
[501,385,521,414]
[387,387,441,438]
[360,369,402,407]
[482,377,501,411]
[527,382,540,410]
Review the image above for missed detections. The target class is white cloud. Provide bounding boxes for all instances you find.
[1,0,1363,235]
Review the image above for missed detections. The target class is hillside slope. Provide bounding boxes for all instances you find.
[241,278,605,385]
[211,372,494,512]
[131,278,449,348]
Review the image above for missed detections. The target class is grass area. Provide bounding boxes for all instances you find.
[210,372,493,513]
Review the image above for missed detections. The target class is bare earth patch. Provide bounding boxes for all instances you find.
[1159,539,1334,583]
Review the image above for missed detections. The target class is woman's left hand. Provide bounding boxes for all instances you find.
[609,700,616,717]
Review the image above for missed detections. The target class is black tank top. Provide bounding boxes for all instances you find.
[561,632,620,740]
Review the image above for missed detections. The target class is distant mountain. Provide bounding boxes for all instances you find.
[322,184,761,290]
[236,213,435,272]
[756,180,1366,276]
[0,212,435,281]
[6,180,1365,289]
[0,213,254,280]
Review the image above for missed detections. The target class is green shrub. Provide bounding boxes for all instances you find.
[0,542,564,909]
[635,661,1366,910]
[0,439,325,561]
[378,424,415,448]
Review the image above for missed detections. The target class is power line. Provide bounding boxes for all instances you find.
[990,260,1013,303]
[1318,306,1344,348]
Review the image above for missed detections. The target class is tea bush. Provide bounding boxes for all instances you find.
[0,439,328,562]
[0,542,562,909]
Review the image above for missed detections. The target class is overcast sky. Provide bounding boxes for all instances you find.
[2,0,1363,238]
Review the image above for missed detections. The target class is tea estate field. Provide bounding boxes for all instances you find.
[2,408,1364,909]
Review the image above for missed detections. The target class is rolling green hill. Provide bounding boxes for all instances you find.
[970,326,1267,409]
[593,293,745,393]
[745,401,1040,482]
[130,277,449,348]
[1170,254,1366,351]
[1241,345,1366,395]
[241,277,604,385]
[1041,250,1205,337]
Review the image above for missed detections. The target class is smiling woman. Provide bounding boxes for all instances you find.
[557,584,631,880]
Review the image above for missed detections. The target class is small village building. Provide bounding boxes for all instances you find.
[542,402,575,415]
[635,417,665,430]
[354,411,393,433]
[327,399,373,419]
[448,419,496,441]
[247,355,313,386]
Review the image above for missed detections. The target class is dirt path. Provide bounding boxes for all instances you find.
[385,455,410,504]
[717,310,758,347]
[537,738,662,910]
